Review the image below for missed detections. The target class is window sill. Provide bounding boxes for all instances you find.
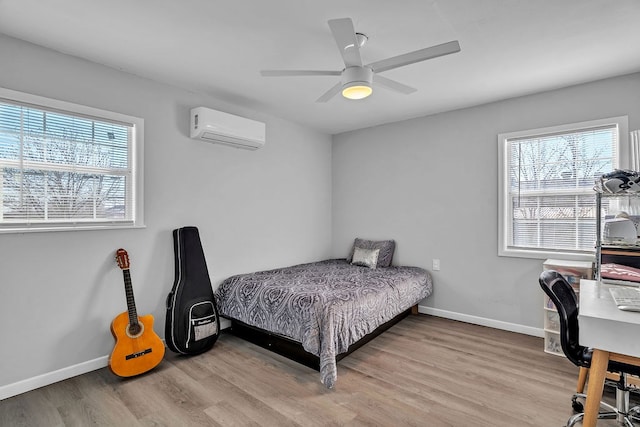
[499,247,595,262]
[0,223,146,234]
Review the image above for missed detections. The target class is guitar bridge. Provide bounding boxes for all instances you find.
[125,348,153,360]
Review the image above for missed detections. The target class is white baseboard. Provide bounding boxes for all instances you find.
[418,305,544,338]
[0,355,109,401]
[1,309,543,401]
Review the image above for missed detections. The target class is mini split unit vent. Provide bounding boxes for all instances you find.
[190,107,266,150]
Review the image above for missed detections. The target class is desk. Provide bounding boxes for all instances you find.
[579,280,640,426]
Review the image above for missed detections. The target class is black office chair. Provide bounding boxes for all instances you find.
[539,270,640,426]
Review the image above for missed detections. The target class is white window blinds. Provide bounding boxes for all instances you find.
[503,120,621,255]
[0,98,135,229]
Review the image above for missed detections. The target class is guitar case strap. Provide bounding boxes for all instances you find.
[165,226,220,354]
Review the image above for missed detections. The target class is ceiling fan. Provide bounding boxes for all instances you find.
[260,18,461,102]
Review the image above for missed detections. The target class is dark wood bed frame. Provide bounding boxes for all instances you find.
[228,304,419,371]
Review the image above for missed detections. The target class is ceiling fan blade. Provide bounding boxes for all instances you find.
[373,75,417,95]
[367,40,460,74]
[328,18,363,68]
[316,82,343,103]
[261,70,341,77]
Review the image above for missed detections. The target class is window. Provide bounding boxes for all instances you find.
[499,116,628,259]
[0,87,144,232]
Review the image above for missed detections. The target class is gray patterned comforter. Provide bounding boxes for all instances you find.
[215,259,433,388]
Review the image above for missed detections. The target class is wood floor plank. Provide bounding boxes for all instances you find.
[0,387,64,427]
[1,315,633,426]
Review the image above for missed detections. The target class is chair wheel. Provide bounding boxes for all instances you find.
[572,399,584,412]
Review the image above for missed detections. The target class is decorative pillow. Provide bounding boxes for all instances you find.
[351,247,380,269]
[346,238,395,268]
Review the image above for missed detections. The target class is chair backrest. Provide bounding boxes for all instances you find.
[538,270,588,367]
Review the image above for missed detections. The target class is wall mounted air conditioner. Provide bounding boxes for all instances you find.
[190,107,266,150]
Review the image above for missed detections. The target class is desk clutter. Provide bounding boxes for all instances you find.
[595,171,640,287]
[596,169,640,194]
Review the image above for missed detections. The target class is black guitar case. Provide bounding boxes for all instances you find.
[165,226,220,355]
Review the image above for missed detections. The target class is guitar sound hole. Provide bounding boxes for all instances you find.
[126,322,144,338]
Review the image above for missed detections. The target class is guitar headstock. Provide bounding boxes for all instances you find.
[115,248,130,270]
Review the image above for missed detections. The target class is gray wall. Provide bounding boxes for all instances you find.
[0,35,332,393]
[332,72,640,332]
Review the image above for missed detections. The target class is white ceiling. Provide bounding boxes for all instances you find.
[1,0,640,134]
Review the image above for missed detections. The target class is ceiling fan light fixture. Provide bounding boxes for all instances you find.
[341,66,374,100]
[342,83,373,100]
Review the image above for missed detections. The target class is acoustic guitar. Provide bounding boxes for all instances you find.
[109,248,165,377]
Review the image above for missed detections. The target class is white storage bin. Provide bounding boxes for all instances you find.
[544,330,563,356]
[544,309,560,332]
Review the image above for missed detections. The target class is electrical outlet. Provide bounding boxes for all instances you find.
[432,259,440,271]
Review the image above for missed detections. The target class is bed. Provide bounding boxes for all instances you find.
[215,242,432,388]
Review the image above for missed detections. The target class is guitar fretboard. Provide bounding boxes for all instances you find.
[122,269,139,329]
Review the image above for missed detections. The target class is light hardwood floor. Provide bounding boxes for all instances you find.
[0,315,632,426]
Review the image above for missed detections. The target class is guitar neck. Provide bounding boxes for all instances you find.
[122,269,139,326]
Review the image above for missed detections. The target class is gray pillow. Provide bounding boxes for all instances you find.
[347,238,395,268]
[351,247,380,269]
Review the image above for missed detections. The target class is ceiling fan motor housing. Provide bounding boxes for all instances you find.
[342,66,373,87]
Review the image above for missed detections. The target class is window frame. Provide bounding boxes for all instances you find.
[498,116,628,260]
[0,87,144,233]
